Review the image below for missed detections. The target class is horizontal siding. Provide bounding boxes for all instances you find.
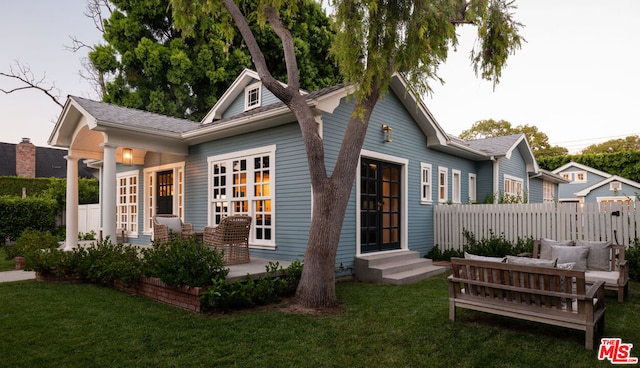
[185,121,311,262]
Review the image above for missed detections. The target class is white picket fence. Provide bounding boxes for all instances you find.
[78,204,101,235]
[434,202,640,250]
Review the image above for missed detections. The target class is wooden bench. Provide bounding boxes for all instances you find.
[532,241,629,302]
[448,257,606,350]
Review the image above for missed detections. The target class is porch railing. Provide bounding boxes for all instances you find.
[434,202,640,251]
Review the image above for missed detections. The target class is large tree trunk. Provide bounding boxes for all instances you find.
[294,87,381,309]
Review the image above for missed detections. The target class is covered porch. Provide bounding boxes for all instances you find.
[48,96,197,250]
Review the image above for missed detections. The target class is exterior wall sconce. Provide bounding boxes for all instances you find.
[122,147,133,166]
[381,124,393,143]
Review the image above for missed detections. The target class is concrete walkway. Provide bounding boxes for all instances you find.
[0,270,36,283]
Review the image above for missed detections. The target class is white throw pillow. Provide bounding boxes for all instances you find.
[155,216,182,233]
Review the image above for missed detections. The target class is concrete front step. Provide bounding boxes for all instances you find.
[355,250,446,284]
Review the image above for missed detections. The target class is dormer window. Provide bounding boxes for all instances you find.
[244,82,262,111]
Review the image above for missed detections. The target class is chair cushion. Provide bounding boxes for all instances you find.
[540,238,574,259]
[464,252,506,263]
[575,240,611,271]
[585,270,620,286]
[155,216,182,233]
[551,245,590,271]
[506,255,557,267]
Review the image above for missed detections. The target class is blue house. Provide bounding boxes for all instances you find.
[49,69,563,281]
[553,161,640,204]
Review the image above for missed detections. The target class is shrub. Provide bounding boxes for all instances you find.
[201,260,303,312]
[24,248,80,278]
[426,230,534,261]
[75,240,144,287]
[4,229,60,260]
[143,239,228,287]
[626,240,640,282]
[0,197,57,242]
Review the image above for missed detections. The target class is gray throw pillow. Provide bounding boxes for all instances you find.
[464,252,506,263]
[540,238,574,259]
[550,245,590,271]
[575,240,611,271]
[506,256,557,267]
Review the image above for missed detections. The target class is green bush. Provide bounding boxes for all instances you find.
[24,248,80,278]
[626,240,640,282]
[426,230,534,261]
[75,240,144,287]
[0,197,57,242]
[142,239,228,287]
[4,229,60,260]
[201,260,303,312]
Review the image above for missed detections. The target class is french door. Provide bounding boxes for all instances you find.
[360,158,401,253]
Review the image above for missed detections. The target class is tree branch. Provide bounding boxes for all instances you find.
[263,6,299,91]
[0,61,63,108]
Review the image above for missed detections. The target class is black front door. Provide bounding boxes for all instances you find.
[360,158,401,253]
[156,170,173,215]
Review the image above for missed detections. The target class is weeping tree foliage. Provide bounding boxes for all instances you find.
[171,0,524,309]
[90,0,340,121]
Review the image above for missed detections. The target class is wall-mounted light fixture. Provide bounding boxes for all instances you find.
[381,124,393,143]
[122,147,133,166]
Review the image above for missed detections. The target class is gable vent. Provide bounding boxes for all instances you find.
[610,181,622,191]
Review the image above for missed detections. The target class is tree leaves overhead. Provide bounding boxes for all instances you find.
[90,0,340,121]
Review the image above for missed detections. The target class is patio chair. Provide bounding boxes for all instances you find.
[203,215,252,265]
[153,214,195,244]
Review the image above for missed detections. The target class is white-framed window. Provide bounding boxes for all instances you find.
[504,174,524,201]
[438,167,448,203]
[143,162,186,234]
[452,169,461,203]
[420,163,432,204]
[468,173,477,203]
[244,82,262,111]
[117,170,139,237]
[208,145,276,248]
[543,181,554,203]
[560,170,587,183]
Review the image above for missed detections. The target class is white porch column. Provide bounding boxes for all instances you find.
[64,155,79,251]
[102,143,117,240]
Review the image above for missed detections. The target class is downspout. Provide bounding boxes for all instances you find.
[492,156,499,204]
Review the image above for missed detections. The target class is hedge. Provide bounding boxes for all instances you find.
[0,196,57,242]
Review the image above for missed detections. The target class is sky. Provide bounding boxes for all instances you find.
[1,1,639,153]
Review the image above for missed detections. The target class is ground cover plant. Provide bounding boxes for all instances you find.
[0,274,636,367]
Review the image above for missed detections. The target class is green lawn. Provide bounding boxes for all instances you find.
[0,274,637,367]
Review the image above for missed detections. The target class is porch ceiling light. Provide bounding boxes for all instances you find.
[381,124,393,143]
[122,147,133,166]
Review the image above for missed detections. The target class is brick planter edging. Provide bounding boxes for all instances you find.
[114,277,207,312]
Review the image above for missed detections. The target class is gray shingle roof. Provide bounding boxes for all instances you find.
[70,96,200,134]
[463,134,524,156]
[0,141,96,178]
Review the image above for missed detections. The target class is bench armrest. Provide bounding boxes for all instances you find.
[585,280,605,300]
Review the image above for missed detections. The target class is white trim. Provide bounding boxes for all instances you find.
[468,173,477,203]
[438,167,448,203]
[116,169,140,238]
[596,196,636,203]
[504,174,524,199]
[142,162,186,235]
[357,150,409,257]
[452,169,461,204]
[244,82,262,111]
[420,162,433,204]
[207,145,277,249]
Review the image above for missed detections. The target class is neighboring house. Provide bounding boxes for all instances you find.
[49,69,563,275]
[0,138,96,179]
[553,161,640,204]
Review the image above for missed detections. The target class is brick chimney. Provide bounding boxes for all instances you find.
[16,138,36,178]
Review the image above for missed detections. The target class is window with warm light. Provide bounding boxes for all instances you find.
[420,163,432,204]
[438,167,448,203]
[208,145,275,248]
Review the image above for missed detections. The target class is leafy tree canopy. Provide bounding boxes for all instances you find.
[581,135,640,154]
[459,118,568,158]
[538,150,640,183]
[89,0,340,121]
